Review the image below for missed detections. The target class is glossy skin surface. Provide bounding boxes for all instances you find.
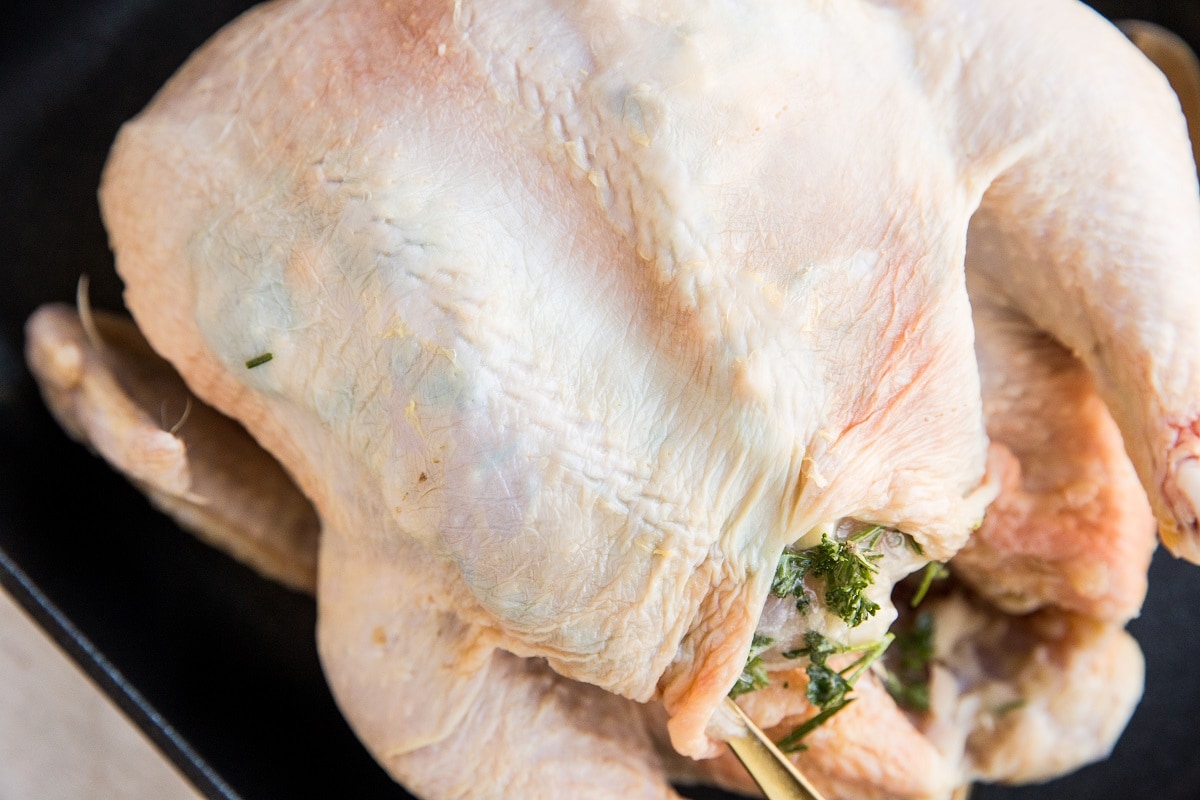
[27,0,1200,797]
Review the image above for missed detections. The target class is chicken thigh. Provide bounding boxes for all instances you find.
[26,0,1200,798]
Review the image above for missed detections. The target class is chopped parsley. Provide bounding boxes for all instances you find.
[806,534,883,628]
[770,529,885,627]
[729,634,775,697]
[770,551,813,611]
[737,526,924,744]
[782,629,837,662]
[804,660,851,709]
[807,531,883,627]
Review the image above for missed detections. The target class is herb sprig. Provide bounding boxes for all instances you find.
[734,526,934,744]
[910,561,949,607]
[776,630,892,752]
[772,530,884,628]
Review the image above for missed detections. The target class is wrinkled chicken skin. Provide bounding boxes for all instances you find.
[32,0,1200,797]
[27,304,695,799]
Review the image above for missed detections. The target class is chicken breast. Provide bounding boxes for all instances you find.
[25,0,1200,797]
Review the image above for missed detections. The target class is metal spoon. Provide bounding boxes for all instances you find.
[721,697,829,800]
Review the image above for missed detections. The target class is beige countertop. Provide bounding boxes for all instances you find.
[0,585,201,800]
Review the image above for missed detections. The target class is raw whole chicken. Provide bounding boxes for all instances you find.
[23,0,1200,798]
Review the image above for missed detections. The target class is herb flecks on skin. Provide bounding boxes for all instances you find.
[777,631,893,752]
[245,352,274,369]
[771,552,807,598]
[882,609,936,713]
[729,634,775,697]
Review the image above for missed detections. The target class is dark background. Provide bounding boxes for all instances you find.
[0,2,1197,798]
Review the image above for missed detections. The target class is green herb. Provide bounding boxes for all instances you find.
[245,352,274,369]
[881,671,929,713]
[729,661,769,697]
[770,551,812,609]
[783,629,837,662]
[759,525,898,746]
[898,611,935,672]
[991,698,1027,717]
[807,533,882,627]
[805,660,851,708]
[851,525,886,549]
[771,531,885,627]
[777,631,892,751]
[882,610,936,713]
[776,698,855,752]
[838,635,893,685]
[910,561,950,608]
[729,634,774,697]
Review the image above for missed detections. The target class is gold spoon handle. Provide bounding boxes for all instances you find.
[721,698,829,800]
